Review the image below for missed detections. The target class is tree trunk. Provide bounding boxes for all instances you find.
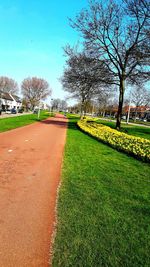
[80,98,85,117]
[116,79,125,130]
[103,110,105,117]
[134,107,138,122]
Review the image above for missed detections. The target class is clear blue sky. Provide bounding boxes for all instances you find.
[0,0,88,102]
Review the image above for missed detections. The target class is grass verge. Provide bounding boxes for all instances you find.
[78,119,150,162]
[0,111,53,132]
[52,118,150,267]
[96,119,150,140]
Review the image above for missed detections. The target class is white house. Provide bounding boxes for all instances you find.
[34,101,49,110]
[0,91,22,111]
[11,94,22,110]
[40,101,49,110]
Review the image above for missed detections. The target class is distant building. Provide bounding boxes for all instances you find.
[34,101,49,110]
[11,94,22,109]
[123,105,150,120]
[0,91,22,111]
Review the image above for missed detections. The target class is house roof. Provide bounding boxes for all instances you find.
[123,105,150,112]
[130,106,150,112]
[0,91,22,102]
[0,91,13,101]
[12,94,22,103]
[123,105,134,112]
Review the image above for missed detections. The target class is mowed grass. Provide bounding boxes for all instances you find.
[52,118,150,267]
[96,119,150,140]
[0,111,53,132]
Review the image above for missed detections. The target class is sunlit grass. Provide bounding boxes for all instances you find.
[0,111,53,132]
[52,118,150,267]
[96,119,150,140]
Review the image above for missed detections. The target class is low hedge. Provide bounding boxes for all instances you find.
[77,119,150,162]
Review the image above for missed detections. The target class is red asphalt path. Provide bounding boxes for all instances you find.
[0,114,67,266]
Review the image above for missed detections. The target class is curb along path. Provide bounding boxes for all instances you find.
[0,114,67,266]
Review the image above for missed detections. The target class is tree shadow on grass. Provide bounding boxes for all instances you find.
[67,119,79,130]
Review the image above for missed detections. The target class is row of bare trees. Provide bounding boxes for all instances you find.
[62,0,150,129]
[0,76,51,110]
[51,98,68,111]
[69,87,150,120]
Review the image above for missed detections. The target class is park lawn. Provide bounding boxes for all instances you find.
[96,119,150,140]
[52,118,150,267]
[0,111,53,132]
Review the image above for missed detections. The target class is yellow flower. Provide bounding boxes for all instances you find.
[77,119,150,162]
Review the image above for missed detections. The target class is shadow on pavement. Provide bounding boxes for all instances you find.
[39,118,68,128]
[39,117,80,131]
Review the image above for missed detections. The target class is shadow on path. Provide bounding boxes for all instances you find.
[39,115,80,131]
[39,118,68,129]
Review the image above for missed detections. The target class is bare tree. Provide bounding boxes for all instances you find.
[97,91,116,117]
[60,100,68,111]
[0,76,18,94]
[22,98,30,111]
[51,98,68,111]
[70,0,150,129]
[21,77,51,110]
[62,46,112,116]
[51,99,60,110]
[131,85,150,121]
[132,86,150,106]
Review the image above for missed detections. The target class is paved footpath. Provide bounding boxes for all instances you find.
[0,114,67,267]
[98,117,150,128]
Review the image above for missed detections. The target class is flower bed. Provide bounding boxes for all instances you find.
[77,119,150,162]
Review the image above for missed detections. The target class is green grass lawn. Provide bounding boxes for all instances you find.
[96,119,150,140]
[0,111,53,132]
[52,118,150,267]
